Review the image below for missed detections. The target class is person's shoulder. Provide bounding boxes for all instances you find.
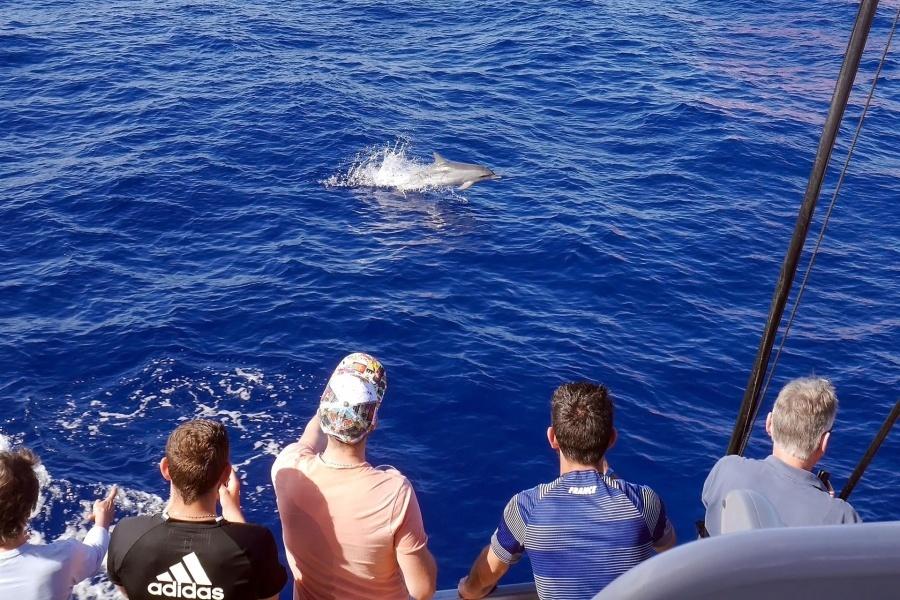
[715,453,758,471]
[223,519,273,532]
[219,521,278,554]
[272,443,318,489]
[222,520,276,540]
[273,442,315,469]
[825,496,862,524]
[504,476,587,522]
[707,454,762,481]
[605,476,664,512]
[612,476,661,498]
[372,464,422,496]
[117,514,163,525]
[108,515,164,566]
[111,514,163,538]
[22,538,82,559]
[494,482,543,526]
[373,463,413,485]
[510,478,561,508]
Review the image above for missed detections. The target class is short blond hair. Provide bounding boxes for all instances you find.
[770,377,837,461]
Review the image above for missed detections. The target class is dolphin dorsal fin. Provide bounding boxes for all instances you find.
[433,152,448,164]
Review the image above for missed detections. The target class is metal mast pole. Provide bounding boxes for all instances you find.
[727,0,881,456]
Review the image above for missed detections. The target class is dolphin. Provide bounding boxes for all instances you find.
[412,152,499,190]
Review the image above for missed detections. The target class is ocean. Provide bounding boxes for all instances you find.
[1,0,898,596]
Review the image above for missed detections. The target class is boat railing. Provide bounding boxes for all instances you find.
[434,582,538,599]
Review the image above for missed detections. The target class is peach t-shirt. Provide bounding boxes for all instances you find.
[272,442,428,600]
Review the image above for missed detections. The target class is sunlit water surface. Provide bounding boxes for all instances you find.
[2,1,899,595]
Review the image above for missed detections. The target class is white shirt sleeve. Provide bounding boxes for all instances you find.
[64,525,110,584]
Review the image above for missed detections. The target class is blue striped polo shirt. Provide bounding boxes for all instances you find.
[490,470,671,600]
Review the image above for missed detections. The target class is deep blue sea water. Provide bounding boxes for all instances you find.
[2,0,899,596]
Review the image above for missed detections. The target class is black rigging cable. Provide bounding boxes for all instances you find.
[840,400,900,500]
[745,4,900,452]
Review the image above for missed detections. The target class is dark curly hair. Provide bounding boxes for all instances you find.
[166,420,230,504]
[0,448,40,544]
[551,382,614,465]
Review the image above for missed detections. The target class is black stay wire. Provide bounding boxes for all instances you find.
[744,3,900,452]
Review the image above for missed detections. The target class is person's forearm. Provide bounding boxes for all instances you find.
[84,524,110,548]
[82,526,110,567]
[398,547,437,600]
[70,526,110,582]
[299,414,327,453]
[221,503,245,523]
[408,550,437,600]
[461,573,495,598]
[459,547,504,599]
[653,523,677,552]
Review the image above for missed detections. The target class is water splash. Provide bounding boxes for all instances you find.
[323,141,445,192]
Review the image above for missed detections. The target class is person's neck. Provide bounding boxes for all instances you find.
[772,446,818,472]
[322,437,368,467]
[558,454,601,476]
[0,531,27,551]
[166,489,219,521]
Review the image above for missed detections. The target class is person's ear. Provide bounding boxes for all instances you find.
[547,426,559,450]
[218,462,232,487]
[820,430,831,455]
[160,457,172,482]
[607,427,618,451]
[765,413,774,437]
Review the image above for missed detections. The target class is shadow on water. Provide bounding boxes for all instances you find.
[347,187,479,238]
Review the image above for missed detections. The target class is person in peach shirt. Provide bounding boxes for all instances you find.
[272,353,436,600]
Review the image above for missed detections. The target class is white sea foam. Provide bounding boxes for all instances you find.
[323,141,439,192]
[232,438,283,470]
[235,367,264,385]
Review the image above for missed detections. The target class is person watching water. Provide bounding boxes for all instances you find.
[458,381,676,600]
[106,419,286,600]
[272,352,437,600]
[0,447,117,600]
[702,377,860,535]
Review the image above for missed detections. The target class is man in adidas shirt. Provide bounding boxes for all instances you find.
[458,382,676,600]
[107,420,287,600]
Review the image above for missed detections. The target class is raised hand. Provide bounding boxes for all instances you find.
[89,485,118,529]
[218,466,245,523]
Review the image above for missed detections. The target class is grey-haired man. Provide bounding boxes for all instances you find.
[702,377,860,535]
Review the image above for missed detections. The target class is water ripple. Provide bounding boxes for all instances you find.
[2,0,899,595]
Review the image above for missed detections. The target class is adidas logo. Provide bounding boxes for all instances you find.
[147,552,225,600]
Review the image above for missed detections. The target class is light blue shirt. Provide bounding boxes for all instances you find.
[702,454,860,536]
[0,525,109,600]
